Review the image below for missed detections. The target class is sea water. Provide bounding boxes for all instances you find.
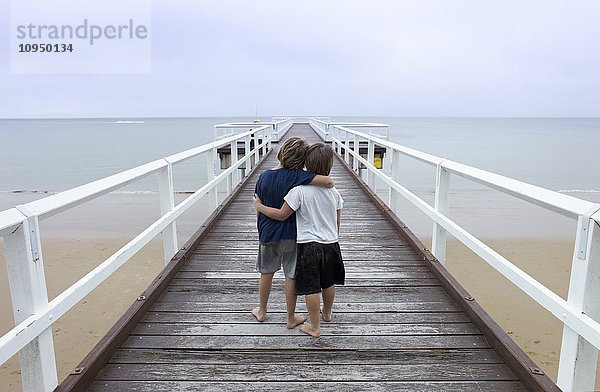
[1,117,598,193]
[0,116,598,238]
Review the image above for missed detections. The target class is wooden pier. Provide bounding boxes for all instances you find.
[56,124,559,391]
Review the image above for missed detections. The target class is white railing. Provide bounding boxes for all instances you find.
[330,123,600,392]
[214,117,292,143]
[309,117,389,142]
[271,117,293,142]
[0,124,271,392]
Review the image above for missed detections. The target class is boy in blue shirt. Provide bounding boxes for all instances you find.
[252,137,334,328]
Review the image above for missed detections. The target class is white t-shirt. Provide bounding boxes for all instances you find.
[284,185,343,244]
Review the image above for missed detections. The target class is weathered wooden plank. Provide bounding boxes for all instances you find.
[95,362,514,382]
[225,199,384,207]
[201,232,406,240]
[221,209,386,217]
[130,322,480,336]
[211,218,392,226]
[141,311,470,324]
[179,263,429,272]
[169,278,441,287]
[201,233,406,242]
[226,204,385,212]
[88,380,528,391]
[178,267,427,275]
[160,286,453,304]
[177,266,429,275]
[181,262,427,271]
[192,242,412,251]
[184,260,426,269]
[108,347,502,365]
[121,335,491,350]
[174,271,434,279]
[188,252,425,261]
[191,250,426,261]
[150,301,462,313]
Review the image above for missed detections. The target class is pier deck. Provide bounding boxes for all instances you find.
[57,125,557,391]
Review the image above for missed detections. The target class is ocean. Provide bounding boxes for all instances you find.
[1,116,599,238]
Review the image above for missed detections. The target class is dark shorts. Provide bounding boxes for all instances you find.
[295,242,345,296]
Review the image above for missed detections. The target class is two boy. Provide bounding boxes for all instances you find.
[253,141,344,337]
[252,137,334,329]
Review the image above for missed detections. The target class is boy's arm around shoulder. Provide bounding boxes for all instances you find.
[309,175,334,188]
[253,194,295,221]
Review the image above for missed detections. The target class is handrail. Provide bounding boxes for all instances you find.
[330,123,600,392]
[0,123,271,392]
[213,118,292,142]
[309,117,390,142]
[333,125,597,219]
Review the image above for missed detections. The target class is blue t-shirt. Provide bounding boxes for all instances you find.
[255,168,316,244]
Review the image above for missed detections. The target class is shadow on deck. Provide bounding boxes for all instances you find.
[55,125,559,391]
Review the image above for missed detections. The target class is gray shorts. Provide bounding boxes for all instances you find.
[256,239,297,278]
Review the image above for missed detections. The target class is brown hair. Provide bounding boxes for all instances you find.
[277,137,308,169]
[305,143,334,176]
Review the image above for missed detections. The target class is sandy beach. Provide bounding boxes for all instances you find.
[442,238,600,383]
[0,192,212,391]
[1,192,599,390]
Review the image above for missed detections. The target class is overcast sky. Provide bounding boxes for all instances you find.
[1,0,600,118]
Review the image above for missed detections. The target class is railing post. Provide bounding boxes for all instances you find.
[260,128,266,157]
[226,161,232,195]
[367,140,375,189]
[344,130,350,165]
[230,140,239,190]
[158,161,178,264]
[332,128,338,154]
[389,149,400,214]
[557,211,600,392]
[251,132,257,168]
[206,148,217,211]
[270,124,275,146]
[333,127,340,155]
[4,212,57,392]
[353,134,359,171]
[245,134,251,176]
[431,163,450,265]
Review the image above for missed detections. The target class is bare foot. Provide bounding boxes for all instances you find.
[287,314,307,329]
[299,322,320,338]
[251,307,266,322]
[320,306,332,322]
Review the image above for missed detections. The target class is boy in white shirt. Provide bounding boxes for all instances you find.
[253,143,344,337]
